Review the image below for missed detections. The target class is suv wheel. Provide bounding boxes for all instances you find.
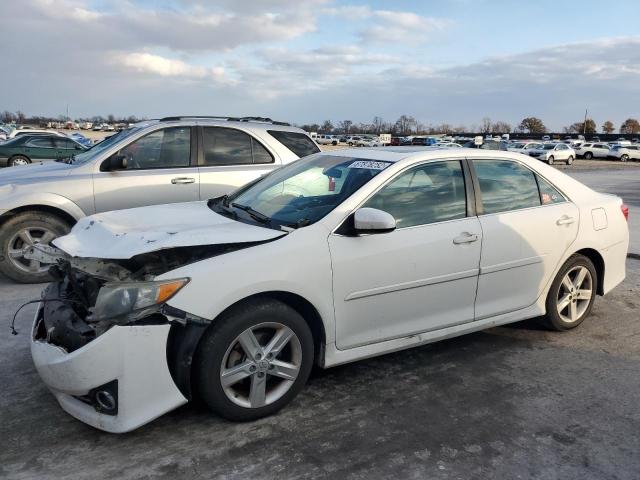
[542,254,597,331]
[547,156,554,165]
[0,212,71,283]
[621,154,629,162]
[567,155,574,165]
[195,298,314,421]
[584,152,593,160]
[8,155,31,167]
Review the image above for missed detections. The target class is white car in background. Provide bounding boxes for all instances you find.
[575,143,610,159]
[356,137,382,147]
[436,142,462,148]
[507,142,543,153]
[608,144,640,162]
[30,148,628,432]
[315,135,338,146]
[528,143,576,165]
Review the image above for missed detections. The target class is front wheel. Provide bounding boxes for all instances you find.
[621,154,629,162]
[0,212,71,283]
[567,155,574,165]
[584,152,593,160]
[195,298,314,421]
[8,155,31,167]
[542,254,597,331]
[547,156,554,165]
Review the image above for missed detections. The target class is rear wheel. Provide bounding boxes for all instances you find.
[8,155,31,167]
[195,298,314,421]
[0,212,71,283]
[584,151,593,160]
[542,254,597,331]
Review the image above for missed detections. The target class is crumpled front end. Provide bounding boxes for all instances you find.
[29,262,207,433]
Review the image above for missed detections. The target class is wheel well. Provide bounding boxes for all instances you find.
[575,248,605,295]
[209,291,327,366]
[8,154,31,163]
[0,205,77,228]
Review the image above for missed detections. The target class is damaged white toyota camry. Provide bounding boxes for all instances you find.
[28,148,629,432]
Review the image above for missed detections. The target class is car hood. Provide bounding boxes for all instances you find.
[53,201,287,259]
[0,161,75,183]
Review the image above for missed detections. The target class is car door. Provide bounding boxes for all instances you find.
[23,136,57,161]
[197,126,281,200]
[471,159,579,319]
[594,144,608,158]
[93,126,199,213]
[329,160,482,350]
[53,137,83,161]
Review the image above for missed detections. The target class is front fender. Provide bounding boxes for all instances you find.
[0,191,87,221]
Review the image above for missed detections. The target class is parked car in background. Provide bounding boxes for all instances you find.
[411,137,437,146]
[390,137,403,146]
[608,145,640,162]
[508,142,543,152]
[81,122,93,130]
[0,134,88,167]
[315,135,338,146]
[356,137,383,147]
[92,124,103,131]
[6,128,66,140]
[528,143,575,165]
[30,147,629,432]
[436,142,463,148]
[0,125,11,142]
[346,136,362,146]
[69,132,94,148]
[0,117,319,283]
[575,143,610,159]
[463,139,508,151]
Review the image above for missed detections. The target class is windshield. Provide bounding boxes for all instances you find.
[71,127,143,164]
[217,154,393,229]
[511,143,525,149]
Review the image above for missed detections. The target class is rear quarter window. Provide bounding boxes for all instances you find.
[268,130,320,158]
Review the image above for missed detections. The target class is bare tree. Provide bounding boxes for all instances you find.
[372,116,385,134]
[620,118,640,134]
[338,120,353,134]
[491,121,511,133]
[320,120,334,133]
[601,121,615,134]
[518,117,547,134]
[480,117,492,134]
[394,115,417,135]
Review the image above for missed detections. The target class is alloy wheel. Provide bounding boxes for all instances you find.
[220,322,302,409]
[10,157,29,167]
[7,227,57,274]
[556,266,593,323]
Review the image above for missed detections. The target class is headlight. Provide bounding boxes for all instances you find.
[90,278,189,322]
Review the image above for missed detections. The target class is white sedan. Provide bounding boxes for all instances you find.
[527,143,576,165]
[30,148,629,432]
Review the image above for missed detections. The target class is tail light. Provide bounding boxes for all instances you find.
[621,203,629,221]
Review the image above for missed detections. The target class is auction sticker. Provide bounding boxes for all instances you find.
[347,160,392,170]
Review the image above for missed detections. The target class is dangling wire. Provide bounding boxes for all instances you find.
[10,298,84,335]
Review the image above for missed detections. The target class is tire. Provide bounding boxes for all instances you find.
[621,154,629,162]
[8,155,31,167]
[195,298,314,421]
[547,156,554,165]
[567,155,574,165]
[542,254,597,331]
[0,212,71,283]
[584,152,593,160]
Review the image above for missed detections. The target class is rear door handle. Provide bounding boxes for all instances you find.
[556,215,575,226]
[453,232,479,245]
[171,177,195,184]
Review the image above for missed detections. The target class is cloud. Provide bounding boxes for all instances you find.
[111,52,228,82]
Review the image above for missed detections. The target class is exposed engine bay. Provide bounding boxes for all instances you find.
[28,241,265,352]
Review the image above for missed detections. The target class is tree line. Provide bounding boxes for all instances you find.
[1,111,143,125]
[301,116,640,136]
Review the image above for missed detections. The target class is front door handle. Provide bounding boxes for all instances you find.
[171,177,195,184]
[453,232,479,245]
[556,215,575,226]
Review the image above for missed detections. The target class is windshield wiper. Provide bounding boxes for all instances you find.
[231,203,270,224]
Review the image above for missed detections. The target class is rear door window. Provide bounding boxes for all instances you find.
[202,127,274,166]
[267,130,320,158]
[474,160,541,214]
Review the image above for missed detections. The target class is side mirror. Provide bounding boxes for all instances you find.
[75,145,83,150]
[100,154,127,172]
[353,208,396,234]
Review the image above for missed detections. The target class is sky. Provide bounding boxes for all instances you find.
[1,0,639,131]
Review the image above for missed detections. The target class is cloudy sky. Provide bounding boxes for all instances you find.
[1,0,639,130]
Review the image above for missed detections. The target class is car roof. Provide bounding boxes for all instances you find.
[137,118,308,134]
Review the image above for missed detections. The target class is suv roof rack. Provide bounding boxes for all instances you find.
[159,116,290,126]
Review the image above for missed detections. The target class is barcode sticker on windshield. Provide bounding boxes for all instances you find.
[347,160,391,170]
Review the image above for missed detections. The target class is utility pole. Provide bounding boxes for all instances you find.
[583,108,588,136]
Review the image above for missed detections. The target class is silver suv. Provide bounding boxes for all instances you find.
[0,116,319,283]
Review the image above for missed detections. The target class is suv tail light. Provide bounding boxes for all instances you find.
[621,203,629,221]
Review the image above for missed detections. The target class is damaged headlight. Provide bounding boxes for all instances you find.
[89,278,190,322]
